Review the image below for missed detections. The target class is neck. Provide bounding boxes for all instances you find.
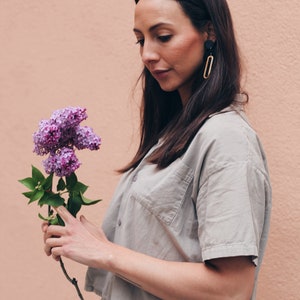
[178,89,191,106]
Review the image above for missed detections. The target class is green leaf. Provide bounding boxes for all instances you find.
[38,213,51,221]
[73,181,88,194]
[66,172,78,189]
[32,165,45,182]
[56,214,65,226]
[67,195,82,218]
[42,173,53,191]
[80,192,101,206]
[22,191,35,199]
[57,178,66,191]
[18,177,36,190]
[38,193,65,207]
[38,213,60,225]
[28,189,45,204]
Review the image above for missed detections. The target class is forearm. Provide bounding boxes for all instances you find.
[100,243,255,300]
[44,207,255,299]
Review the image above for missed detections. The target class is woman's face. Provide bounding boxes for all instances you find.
[134,0,208,104]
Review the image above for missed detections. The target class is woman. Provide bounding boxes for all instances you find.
[43,0,272,299]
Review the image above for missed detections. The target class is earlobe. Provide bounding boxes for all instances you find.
[207,21,216,42]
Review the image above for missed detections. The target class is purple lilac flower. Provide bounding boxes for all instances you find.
[33,107,88,155]
[42,154,57,174]
[74,126,101,150]
[33,107,100,176]
[51,107,87,130]
[33,120,61,155]
[58,127,77,148]
[43,147,80,177]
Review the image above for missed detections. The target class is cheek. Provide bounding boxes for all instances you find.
[173,36,205,67]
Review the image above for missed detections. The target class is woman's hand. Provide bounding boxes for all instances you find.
[42,206,112,268]
[41,206,255,300]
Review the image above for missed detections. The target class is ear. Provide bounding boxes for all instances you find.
[206,21,216,42]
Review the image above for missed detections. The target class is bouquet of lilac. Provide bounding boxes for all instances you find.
[19,106,101,225]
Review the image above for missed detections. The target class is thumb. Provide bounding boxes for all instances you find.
[80,215,103,239]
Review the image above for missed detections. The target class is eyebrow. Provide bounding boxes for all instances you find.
[133,22,172,34]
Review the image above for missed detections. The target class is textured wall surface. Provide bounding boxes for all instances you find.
[0,0,299,299]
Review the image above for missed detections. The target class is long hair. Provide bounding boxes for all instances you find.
[120,0,244,172]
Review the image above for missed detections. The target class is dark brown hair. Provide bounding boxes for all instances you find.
[120,0,244,172]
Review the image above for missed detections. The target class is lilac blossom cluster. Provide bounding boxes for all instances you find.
[33,107,101,177]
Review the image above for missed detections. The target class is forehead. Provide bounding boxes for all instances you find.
[134,0,187,30]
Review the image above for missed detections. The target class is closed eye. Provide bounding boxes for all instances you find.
[157,35,172,43]
[135,35,172,47]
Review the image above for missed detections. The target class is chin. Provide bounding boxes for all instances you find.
[158,83,178,93]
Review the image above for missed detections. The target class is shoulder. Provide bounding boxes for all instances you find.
[185,109,267,171]
[203,109,254,142]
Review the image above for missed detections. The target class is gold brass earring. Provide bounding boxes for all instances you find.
[203,40,215,79]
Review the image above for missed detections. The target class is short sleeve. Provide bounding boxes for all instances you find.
[197,161,268,265]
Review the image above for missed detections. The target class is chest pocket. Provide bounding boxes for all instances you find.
[130,159,194,226]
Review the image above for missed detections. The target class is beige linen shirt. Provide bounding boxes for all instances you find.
[85,108,272,300]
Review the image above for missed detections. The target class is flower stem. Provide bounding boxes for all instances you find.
[59,257,84,300]
[48,205,84,299]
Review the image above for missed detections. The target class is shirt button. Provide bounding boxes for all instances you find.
[118,219,122,226]
[132,174,138,182]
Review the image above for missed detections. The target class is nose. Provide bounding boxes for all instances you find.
[140,41,159,65]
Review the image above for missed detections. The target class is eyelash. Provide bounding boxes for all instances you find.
[136,39,145,46]
[135,35,172,47]
[158,35,172,43]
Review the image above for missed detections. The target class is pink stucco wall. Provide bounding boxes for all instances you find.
[0,1,299,299]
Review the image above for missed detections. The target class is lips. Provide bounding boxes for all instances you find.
[151,69,171,79]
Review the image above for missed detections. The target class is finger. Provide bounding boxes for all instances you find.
[80,215,92,227]
[44,241,53,256]
[80,215,105,240]
[46,224,65,238]
[41,222,48,233]
[50,247,62,261]
[44,244,52,256]
[46,244,61,261]
[44,236,63,256]
[46,236,63,248]
[42,222,63,243]
[44,239,55,256]
[43,224,57,244]
[80,215,98,234]
[54,206,74,224]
